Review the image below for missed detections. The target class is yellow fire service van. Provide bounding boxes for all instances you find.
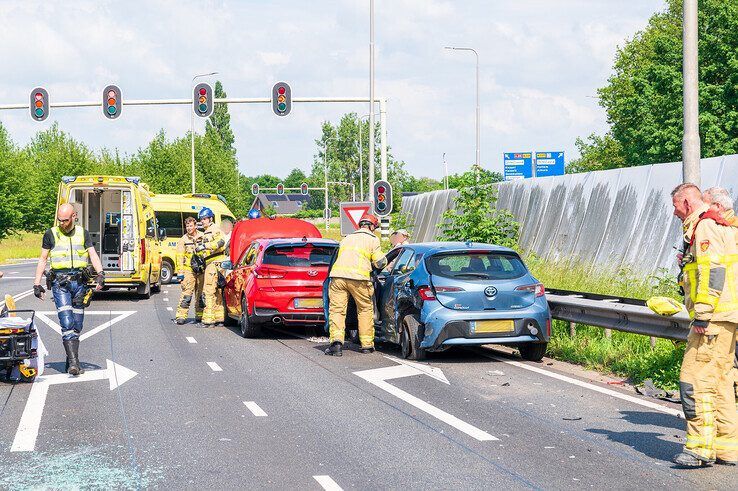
[56,176,163,298]
[150,193,236,283]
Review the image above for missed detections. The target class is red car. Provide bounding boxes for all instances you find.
[223,218,338,337]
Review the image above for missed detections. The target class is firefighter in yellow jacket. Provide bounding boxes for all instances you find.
[325,213,387,356]
[195,207,227,326]
[175,216,204,324]
[703,186,738,420]
[671,183,738,467]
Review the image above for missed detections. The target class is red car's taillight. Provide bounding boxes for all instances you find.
[255,268,285,279]
[515,283,545,297]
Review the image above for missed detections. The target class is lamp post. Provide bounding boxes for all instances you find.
[324,137,338,230]
[358,112,379,200]
[443,152,449,190]
[444,46,480,180]
[369,0,376,205]
[682,0,700,185]
[191,71,218,193]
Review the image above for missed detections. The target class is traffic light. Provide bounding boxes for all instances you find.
[30,87,49,122]
[251,183,260,196]
[277,183,285,195]
[300,182,309,195]
[272,82,291,116]
[373,180,392,216]
[194,83,213,118]
[103,85,122,119]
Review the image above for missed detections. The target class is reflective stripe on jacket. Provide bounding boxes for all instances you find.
[49,225,89,270]
[330,229,386,281]
[176,231,203,272]
[201,223,226,265]
[682,212,738,323]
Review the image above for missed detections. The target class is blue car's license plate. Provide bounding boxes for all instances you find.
[473,320,514,333]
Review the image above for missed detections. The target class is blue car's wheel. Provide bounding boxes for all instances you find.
[401,315,426,361]
[519,342,547,362]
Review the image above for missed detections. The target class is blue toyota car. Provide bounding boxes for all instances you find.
[325,242,551,361]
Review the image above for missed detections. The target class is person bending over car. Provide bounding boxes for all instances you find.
[325,213,387,357]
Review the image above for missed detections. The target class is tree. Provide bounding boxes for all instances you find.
[439,169,518,248]
[592,0,738,166]
[567,132,626,173]
[206,81,236,154]
[0,123,22,239]
[447,168,502,189]
[284,168,308,188]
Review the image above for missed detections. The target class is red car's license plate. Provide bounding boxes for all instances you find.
[294,298,323,309]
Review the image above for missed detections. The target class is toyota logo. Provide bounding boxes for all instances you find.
[484,286,497,297]
[307,270,318,277]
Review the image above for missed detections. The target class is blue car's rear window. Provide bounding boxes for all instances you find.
[426,252,527,280]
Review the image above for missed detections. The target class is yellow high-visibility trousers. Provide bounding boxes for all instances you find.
[680,321,738,462]
[201,262,224,324]
[328,277,375,348]
[175,270,204,321]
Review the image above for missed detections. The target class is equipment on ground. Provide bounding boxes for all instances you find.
[647,296,685,316]
[0,299,40,382]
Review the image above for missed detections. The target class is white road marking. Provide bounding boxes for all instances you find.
[243,401,268,417]
[11,360,137,452]
[163,289,168,294]
[35,311,136,341]
[162,297,169,302]
[313,476,343,491]
[354,357,497,442]
[207,362,223,372]
[0,289,34,309]
[478,351,684,418]
[166,307,173,311]
[186,337,197,343]
[0,276,34,279]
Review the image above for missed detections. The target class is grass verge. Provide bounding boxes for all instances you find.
[0,232,42,264]
[525,254,683,390]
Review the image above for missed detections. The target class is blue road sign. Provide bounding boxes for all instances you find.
[535,152,565,177]
[503,152,533,180]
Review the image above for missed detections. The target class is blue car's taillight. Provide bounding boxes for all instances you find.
[515,283,545,297]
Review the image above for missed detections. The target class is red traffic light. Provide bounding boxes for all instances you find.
[377,185,386,194]
[278,86,286,95]
[199,87,207,96]
[35,92,44,101]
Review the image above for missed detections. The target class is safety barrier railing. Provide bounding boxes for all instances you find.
[545,289,689,342]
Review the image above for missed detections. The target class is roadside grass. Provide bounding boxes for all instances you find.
[0,232,42,264]
[525,254,684,390]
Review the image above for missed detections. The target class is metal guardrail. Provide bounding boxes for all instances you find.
[545,289,690,342]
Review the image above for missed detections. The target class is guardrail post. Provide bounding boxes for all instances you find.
[569,321,576,337]
[650,336,657,350]
[604,328,611,339]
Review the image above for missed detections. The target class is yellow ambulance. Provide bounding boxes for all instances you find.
[56,176,163,298]
[150,193,236,283]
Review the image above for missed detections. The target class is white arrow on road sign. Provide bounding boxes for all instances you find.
[354,356,497,442]
[34,310,136,341]
[11,359,138,452]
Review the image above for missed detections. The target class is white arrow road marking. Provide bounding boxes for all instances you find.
[354,356,497,442]
[243,401,267,417]
[34,311,136,341]
[313,475,343,491]
[11,359,138,452]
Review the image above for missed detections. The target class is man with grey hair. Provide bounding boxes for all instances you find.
[670,182,738,467]
[703,186,736,224]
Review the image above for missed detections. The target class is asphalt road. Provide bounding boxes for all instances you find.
[0,261,735,490]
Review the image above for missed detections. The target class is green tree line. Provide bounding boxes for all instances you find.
[570,0,738,172]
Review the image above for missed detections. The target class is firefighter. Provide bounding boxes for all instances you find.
[671,183,738,467]
[32,203,105,376]
[703,186,738,419]
[389,229,411,248]
[196,207,227,327]
[325,213,387,356]
[175,216,204,324]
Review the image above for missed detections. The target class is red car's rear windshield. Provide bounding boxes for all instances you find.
[262,244,337,268]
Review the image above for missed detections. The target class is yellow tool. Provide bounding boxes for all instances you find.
[646,296,685,316]
[4,294,16,314]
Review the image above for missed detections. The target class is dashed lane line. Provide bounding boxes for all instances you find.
[313,476,343,491]
[207,362,223,372]
[162,297,169,302]
[166,307,173,311]
[186,337,197,344]
[243,401,268,417]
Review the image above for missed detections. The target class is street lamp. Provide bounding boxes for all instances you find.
[358,112,379,200]
[324,137,338,230]
[191,71,218,193]
[444,46,480,180]
[443,152,449,190]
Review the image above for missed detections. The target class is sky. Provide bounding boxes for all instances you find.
[0,0,666,180]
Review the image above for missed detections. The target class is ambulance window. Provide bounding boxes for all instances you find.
[156,211,183,238]
[146,217,157,238]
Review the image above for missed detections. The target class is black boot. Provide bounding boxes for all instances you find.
[63,339,84,376]
[324,342,343,357]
